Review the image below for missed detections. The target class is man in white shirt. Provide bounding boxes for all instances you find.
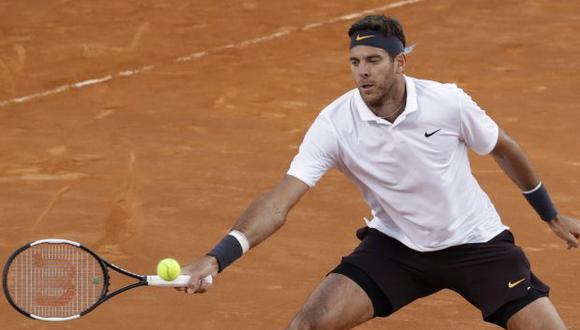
[180,15,579,329]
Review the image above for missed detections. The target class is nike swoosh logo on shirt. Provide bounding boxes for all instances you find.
[424,129,441,138]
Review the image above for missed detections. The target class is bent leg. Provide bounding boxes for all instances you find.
[507,297,567,330]
[287,273,374,330]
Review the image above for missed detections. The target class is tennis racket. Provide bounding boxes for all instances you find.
[2,238,212,321]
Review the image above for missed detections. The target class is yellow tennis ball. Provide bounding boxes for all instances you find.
[156,258,181,281]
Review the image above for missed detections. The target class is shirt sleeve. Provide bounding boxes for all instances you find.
[287,115,339,187]
[456,87,499,155]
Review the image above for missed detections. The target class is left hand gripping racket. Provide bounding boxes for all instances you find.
[2,238,212,321]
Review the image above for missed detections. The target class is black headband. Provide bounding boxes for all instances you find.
[349,30,405,55]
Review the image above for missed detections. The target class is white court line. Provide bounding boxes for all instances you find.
[0,0,424,108]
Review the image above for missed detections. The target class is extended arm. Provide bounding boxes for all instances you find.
[180,175,310,292]
[230,175,310,247]
[491,128,580,248]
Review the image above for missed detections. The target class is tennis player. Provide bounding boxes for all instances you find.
[180,15,579,329]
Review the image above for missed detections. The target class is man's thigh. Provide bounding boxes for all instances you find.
[506,297,567,330]
[287,273,374,330]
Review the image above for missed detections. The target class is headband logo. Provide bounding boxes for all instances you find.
[355,34,375,41]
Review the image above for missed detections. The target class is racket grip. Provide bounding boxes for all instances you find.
[147,275,213,287]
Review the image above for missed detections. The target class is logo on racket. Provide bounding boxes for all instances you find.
[33,252,76,306]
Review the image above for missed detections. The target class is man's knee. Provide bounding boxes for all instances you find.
[287,309,329,330]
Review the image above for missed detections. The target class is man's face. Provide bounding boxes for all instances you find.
[349,45,403,107]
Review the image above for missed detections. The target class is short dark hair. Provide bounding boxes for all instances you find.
[348,15,406,54]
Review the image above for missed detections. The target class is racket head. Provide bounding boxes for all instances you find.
[2,239,108,321]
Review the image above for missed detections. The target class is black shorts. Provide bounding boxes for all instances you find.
[330,227,549,328]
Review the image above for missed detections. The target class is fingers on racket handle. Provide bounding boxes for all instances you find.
[147,275,213,287]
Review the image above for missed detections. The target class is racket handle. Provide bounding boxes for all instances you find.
[147,275,213,287]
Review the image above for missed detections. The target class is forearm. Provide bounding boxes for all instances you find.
[207,175,308,272]
[491,129,558,222]
[231,191,289,248]
[491,130,540,191]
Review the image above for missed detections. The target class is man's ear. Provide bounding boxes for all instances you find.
[395,53,406,74]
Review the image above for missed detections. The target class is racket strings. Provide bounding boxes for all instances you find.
[6,243,104,318]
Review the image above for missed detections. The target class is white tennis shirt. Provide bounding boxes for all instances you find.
[287,76,508,252]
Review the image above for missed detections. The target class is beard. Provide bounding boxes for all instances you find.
[360,78,396,109]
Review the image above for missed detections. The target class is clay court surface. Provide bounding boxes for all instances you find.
[1,0,579,328]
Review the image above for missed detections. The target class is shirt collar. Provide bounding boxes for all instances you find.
[354,75,418,125]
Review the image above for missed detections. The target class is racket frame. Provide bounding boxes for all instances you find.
[3,239,147,321]
[3,238,208,321]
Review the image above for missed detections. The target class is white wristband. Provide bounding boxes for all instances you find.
[522,182,542,195]
[228,230,250,254]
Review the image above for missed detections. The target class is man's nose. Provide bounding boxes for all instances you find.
[358,63,370,77]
